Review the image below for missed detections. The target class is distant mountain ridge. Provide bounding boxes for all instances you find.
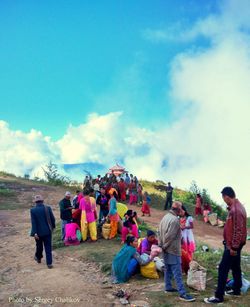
[62,162,107,180]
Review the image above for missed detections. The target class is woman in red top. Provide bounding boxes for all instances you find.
[118,178,126,201]
[128,180,137,205]
[195,194,203,216]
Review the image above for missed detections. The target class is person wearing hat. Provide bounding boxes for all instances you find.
[59,191,73,241]
[159,201,195,302]
[30,195,55,269]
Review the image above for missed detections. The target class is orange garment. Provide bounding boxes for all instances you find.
[181,248,192,274]
[109,220,118,239]
[109,188,118,196]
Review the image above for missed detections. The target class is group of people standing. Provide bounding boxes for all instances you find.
[30,180,247,305]
[112,186,247,304]
[59,188,119,243]
[83,173,151,216]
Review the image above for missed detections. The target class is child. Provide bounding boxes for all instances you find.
[141,192,151,216]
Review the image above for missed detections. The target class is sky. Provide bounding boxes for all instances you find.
[1,0,250,214]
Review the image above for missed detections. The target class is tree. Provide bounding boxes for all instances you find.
[189,180,200,195]
[201,188,210,204]
[42,162,70,186]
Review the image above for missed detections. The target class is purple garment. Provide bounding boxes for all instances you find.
[140,238,158,254]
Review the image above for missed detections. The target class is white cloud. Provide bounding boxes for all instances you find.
[0,120,59,178]
[164,0,250,213]
[139,0,250,213]
[57,112,126,165]
[1,0,250,215]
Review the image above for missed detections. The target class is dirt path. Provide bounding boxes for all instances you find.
[0,209,116,307]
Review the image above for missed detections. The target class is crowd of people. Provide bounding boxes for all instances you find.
[58,173,151,245]
[30,174,247,304]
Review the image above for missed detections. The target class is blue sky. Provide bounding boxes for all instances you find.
[1,0,250,214]
[0,0,219,139]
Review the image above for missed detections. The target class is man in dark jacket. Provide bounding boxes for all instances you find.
[30,195,55,269]
[204,187,247,304]
[59,191,73,241]
[96,187,110,224]
[164,182,174,210]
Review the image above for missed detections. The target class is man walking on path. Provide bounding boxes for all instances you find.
[164,182,173,210]
[30,195,55,269]
[159,201,195,302]
[204,187,247,304]
[59,191,73,241]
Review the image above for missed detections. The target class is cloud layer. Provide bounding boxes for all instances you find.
[1,0,250,214]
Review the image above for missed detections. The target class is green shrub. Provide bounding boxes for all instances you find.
[0,188,15,197]
[43,162,71,186]
[52,222,64,249]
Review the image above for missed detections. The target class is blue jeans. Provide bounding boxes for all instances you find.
[61,220,70,241]
[35,234,52,265]
[163,252,186,296]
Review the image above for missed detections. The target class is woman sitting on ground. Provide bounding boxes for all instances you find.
[121,210,139,243]
[137,230,158,255]
[112,236,150,284]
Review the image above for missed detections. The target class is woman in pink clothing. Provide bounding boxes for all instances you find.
[64,222,81,246]
[121,210,139,243]
[80,189,97,242]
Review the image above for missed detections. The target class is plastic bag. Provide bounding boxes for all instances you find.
[227,277,250,294]
[140,253,151,265]
[140,261,159,279]
[187,261,207,291]
[217,219,225,228]
[208,213,218,226]
[153,257,165,272]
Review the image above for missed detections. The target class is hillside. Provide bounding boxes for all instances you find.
[0,174,250,307]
